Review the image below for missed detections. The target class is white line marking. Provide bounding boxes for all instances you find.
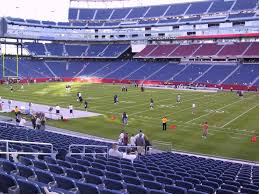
[220,103,259,128]
[185,96,255,124]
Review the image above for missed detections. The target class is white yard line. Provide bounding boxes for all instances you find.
[185,96,255,124]
[220,103,259,128]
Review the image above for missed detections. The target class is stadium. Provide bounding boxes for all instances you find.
[0,0,258,193]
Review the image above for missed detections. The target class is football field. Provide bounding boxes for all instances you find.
[0,82,258,162]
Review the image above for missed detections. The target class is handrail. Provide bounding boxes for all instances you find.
[68,144,109,158]
[0,139,54,160]
[152,140,172,152]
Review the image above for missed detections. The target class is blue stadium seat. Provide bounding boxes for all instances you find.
[48,164,65,175]
[149,189,170,194]
[187,190,207,194]
[143,180,163,190]
[17,164,37,180]
[138,172,155,181]
[195,185,214,194]
[76,182,99,194]
[65,169,84,181]
[88,167,105,176]
[100,189,124,194]
[34,169,56,187]
[54,175,78,193]
[184,177,201,185]
[71,163,88,172]
[0,172,20,193]
[85,173,103,185]
[0,160,19,174]
[105,171,123,181]
[126,184,148,194]
[240,187,259,194]
[104,178,124,191]
[17,179,42,194]
[32,160,49,171]
[123,175,142,185]
[216,189,235,194]
[77,159,91,167]
[175,180,194,190]
[164,185,187,194]
[156,176,174,185]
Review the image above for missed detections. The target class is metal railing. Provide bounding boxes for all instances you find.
[68,144,109,158]
[151,140,172,152]
[0,139,54,160]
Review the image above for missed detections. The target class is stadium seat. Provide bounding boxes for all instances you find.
[202,180,219,189]
[164,185,187,194]
[17,179,42,194]
[84,173,103,185]
[105,171,123,181]
[216,188,235,194]
[126,184,148,194]
[0,160,19,175]
[54,175,78,193]
[220,184,238,192]
[175,180,194,190]
[184,177,201,185]
[123,175,142,185]
[195,185,214,194]
[103,178,124,191]
[106,165,121,174]
[32,160,49,171]
[143,180,163,190]
[48,164,65,175]
[65,169,84,181]
[138,172,155,181]
[34,169,56,187]
[71,163,88,172]
[122,169,137,177]
[0,172,20,193]
[17,164,37,180]
[187,190,207,194]
[88,167,105,176]
[149,189,170,194]
[76,182,99,194]
[240,187,259,194]
[156,176,174,185]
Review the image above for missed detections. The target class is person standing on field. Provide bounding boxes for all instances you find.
[162,116,168,131]
[202,121,208,138]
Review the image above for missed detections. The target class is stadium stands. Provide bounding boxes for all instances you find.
[1,58,258,87]
[135,43,259,58]
[0,122,259,194]
[24,43,130,58]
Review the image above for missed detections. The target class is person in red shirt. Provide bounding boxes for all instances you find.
[123,132,129,146]
[202,121,208,138]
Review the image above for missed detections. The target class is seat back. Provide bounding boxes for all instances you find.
[17,179,41,194]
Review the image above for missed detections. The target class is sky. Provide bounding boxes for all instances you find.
[0,0,206,21]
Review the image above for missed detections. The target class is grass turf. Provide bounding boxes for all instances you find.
[0,82,258,162]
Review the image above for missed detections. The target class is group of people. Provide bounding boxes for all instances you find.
[31,112,46,130]
[76,92,88,111]
[121,85,128,92]
[118,130,151,155]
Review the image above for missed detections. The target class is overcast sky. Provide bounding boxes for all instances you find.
[0,0,206,21]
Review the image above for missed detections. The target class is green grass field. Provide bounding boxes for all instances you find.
[0,82,258,162]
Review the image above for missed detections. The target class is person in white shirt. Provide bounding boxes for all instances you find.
[123,149,137,162]
[68,104,73,116]
[19,118,26,126]
[55,105,60,115]
[192,103,196,114]
[108,143,123,158]
[118,130,124,145]
[134,129,145,139]
[130,134,136,146]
